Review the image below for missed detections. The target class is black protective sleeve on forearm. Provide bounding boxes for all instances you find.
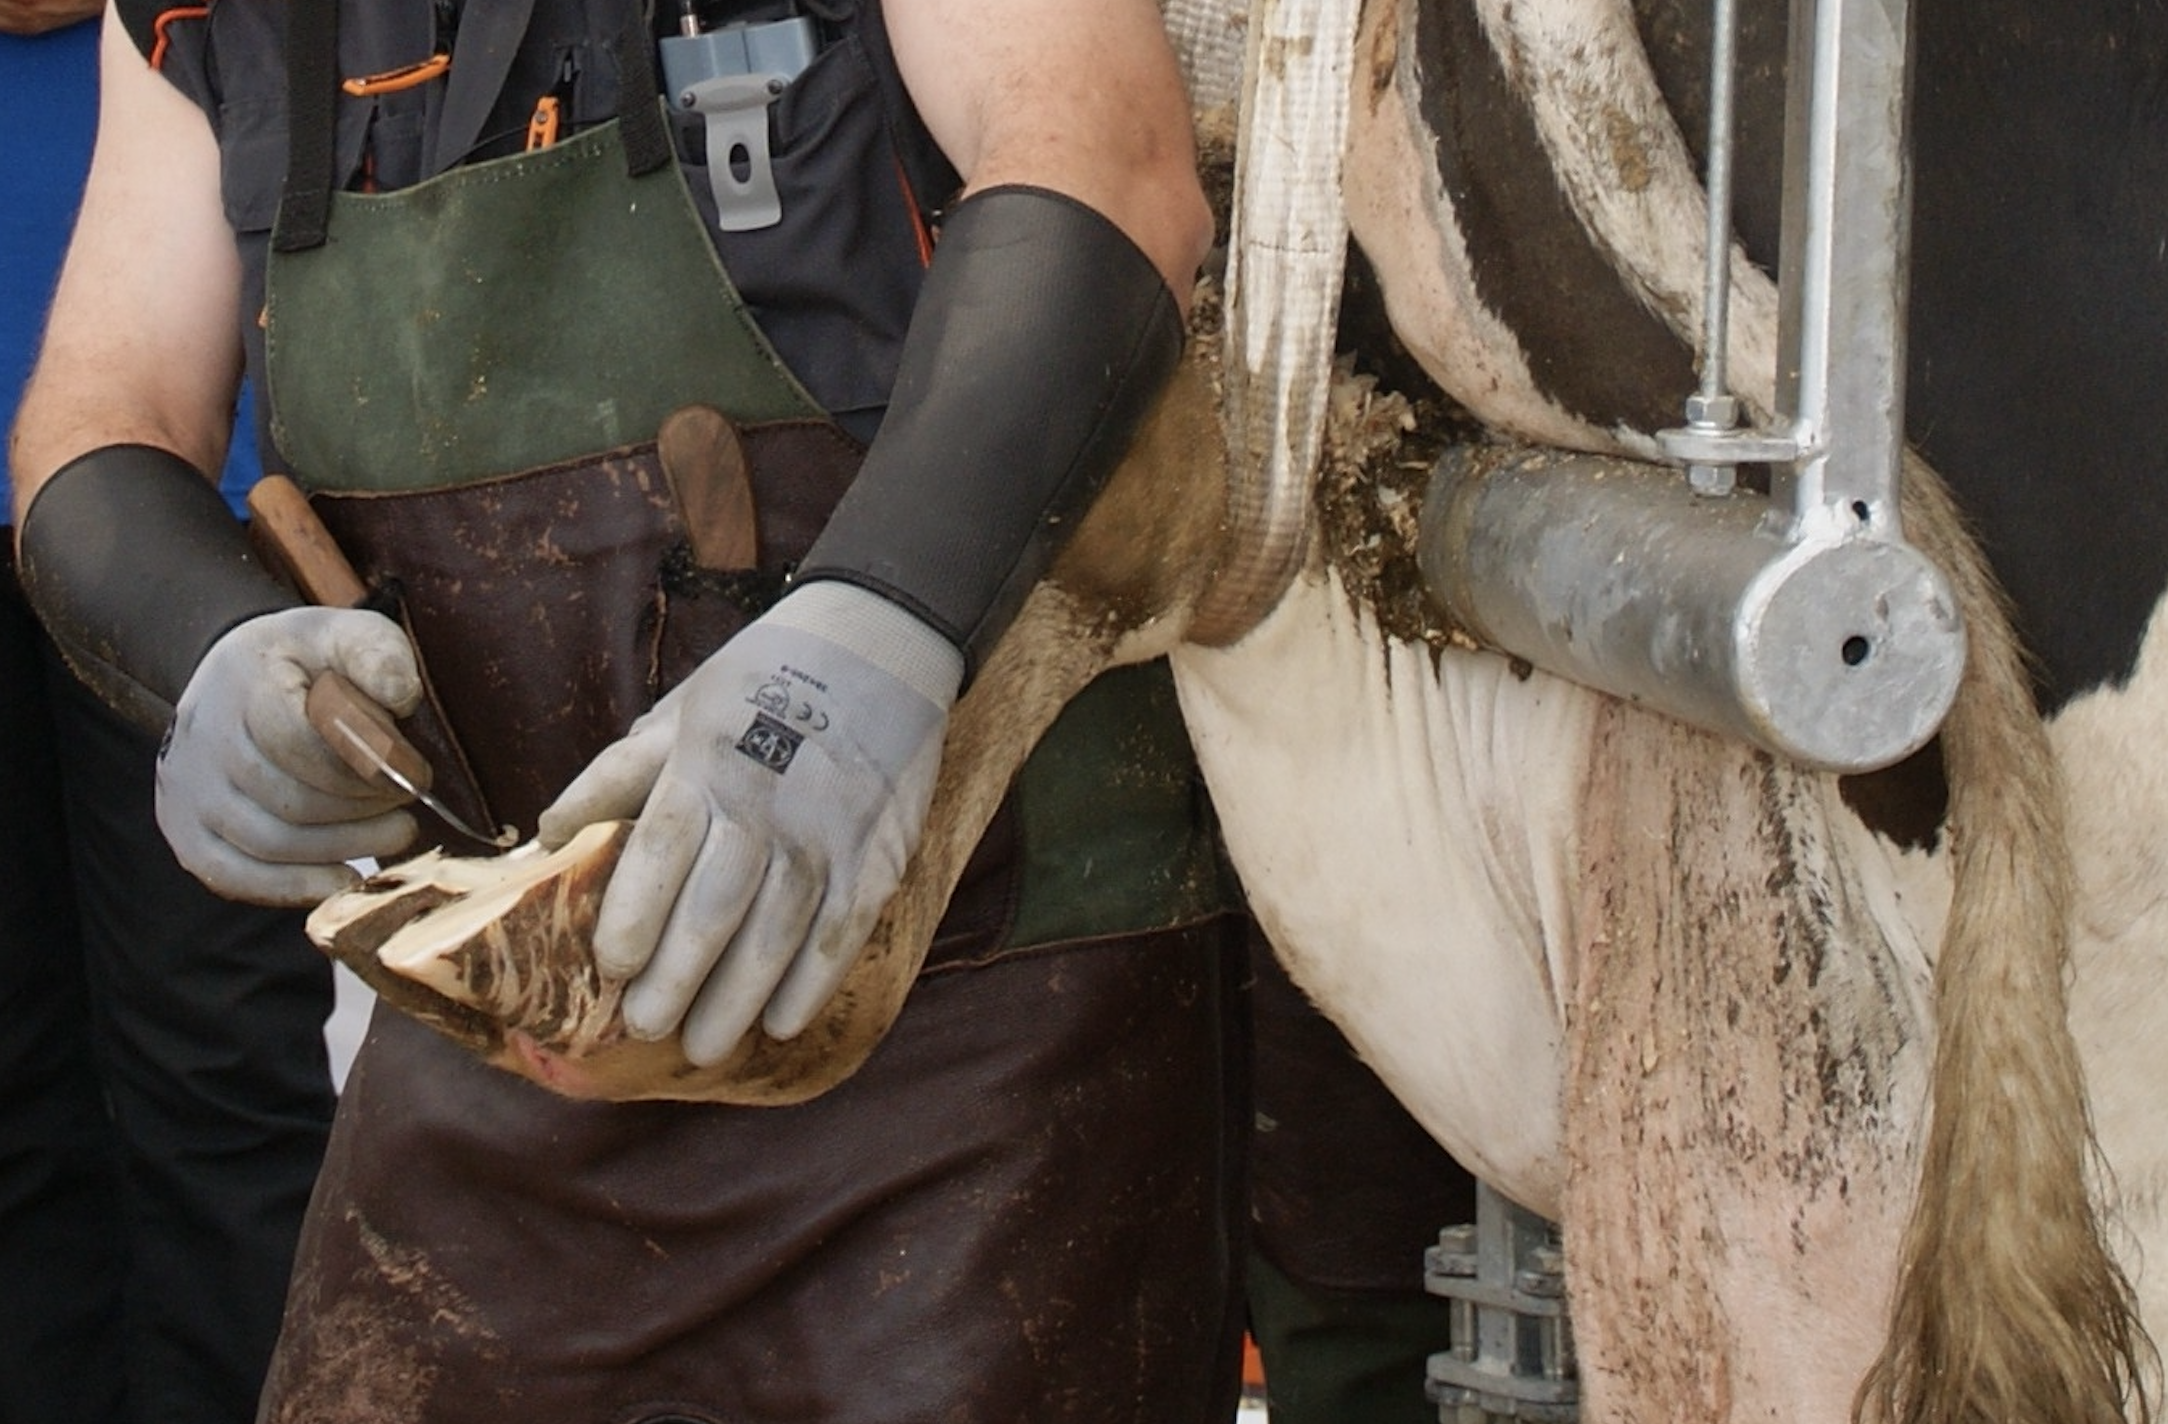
[792,184,1184,678]
[17,443,298,731]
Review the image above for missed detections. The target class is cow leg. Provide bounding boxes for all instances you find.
[1563,701,1936,1424]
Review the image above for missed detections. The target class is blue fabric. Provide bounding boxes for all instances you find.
[0,20,98,521]
[0,20,259,520]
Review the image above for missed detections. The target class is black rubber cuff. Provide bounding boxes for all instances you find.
[18,444,298,730]
[793,185,1184,679]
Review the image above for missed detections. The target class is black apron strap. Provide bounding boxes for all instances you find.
[422,0,541,177]
[615,4,673,177]
[274,0,670,253]
[272,0,338,253]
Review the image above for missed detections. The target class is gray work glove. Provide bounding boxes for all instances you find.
[537,580,963,1065]
[156,606,422,905]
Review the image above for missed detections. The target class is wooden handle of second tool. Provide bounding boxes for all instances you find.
[306,671,434,793]
[247,474,369,608]
[658,404,760,570]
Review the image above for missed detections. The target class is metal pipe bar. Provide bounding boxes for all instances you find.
[1775,0,1915,537]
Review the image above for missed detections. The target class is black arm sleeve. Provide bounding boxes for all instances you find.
[792,184,1185,679]
[17,444,297,731]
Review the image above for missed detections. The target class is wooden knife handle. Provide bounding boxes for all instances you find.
[248,478,441,803]
[306,670,434,793]
[246,473,369,608]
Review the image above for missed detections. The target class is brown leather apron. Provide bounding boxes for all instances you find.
[252,10,1245,1421]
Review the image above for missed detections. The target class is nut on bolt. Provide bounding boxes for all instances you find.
[1684,391,1739,431]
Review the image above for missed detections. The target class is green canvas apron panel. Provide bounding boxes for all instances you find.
[266,117,818,489]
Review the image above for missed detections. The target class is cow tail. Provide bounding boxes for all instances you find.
[1854,451,2157,1424]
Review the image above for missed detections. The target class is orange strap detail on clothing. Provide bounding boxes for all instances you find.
[341,53,451,96]
[146,4,210,70]
[893,155,934,268]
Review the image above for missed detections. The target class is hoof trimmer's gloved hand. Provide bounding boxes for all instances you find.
[538,580,964,1065]
[156,607,423,905]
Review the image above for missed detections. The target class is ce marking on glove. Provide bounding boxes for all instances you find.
[750,674,833,731]
[736,674,831,773]
[736,713,804,772]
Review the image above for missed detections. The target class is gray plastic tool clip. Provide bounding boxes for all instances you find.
[676,73,790,232]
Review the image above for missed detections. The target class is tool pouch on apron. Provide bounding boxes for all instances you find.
[305,419,846,836]
[304,413,1024,958]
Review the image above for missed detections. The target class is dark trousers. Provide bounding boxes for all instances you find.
[1246,926,1471,1424]
[0,545,337,1424]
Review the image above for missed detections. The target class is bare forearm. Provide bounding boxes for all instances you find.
[0,0,101,36]
[10,9,245,533]
[885,0,1213,309]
